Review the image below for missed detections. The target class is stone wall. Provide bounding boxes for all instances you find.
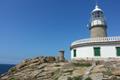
[90,25,107,38]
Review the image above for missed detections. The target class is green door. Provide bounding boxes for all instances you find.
[94,47,100,56]
[116,47,120,56]
[73,49,76,57]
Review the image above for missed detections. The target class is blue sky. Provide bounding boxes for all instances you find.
[0,0,120,64]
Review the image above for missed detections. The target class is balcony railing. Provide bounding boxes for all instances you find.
[71,36,120,46]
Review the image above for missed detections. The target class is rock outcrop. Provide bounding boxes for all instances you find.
[0,57,120,80]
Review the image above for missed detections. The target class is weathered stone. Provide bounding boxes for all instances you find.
[90,73,103,80]
[112,68,120,76]
[62,68,73,73]
[37,63,47,69]
[91,65,106,73]
[1,57,120,80]
[58,76,71,80]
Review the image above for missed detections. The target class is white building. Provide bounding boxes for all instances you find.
[70,5,120,60]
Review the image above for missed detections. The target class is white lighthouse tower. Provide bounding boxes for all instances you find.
[70,4,120,61]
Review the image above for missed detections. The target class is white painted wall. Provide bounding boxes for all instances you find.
[71,45,120,60]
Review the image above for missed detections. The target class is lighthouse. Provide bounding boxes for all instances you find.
[90,5,107,38]
[70,4,120,61]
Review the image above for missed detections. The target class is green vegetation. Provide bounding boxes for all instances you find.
[85,77,92,80]
[10,67,17,72]
[68,76,82,80]
[104,62,112,76]
[73,63,92,67]
[104,69,112,76]
[54,64,61,67]
[52,69,61,80]
[9,77,17,80]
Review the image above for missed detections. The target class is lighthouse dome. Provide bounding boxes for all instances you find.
[92,5,103,12]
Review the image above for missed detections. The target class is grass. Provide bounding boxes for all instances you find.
[54,64,61,67]
[85,77,92,80]
[73,63,92,67]
[9,77,17,80]
[52,69,61,80]
[68,76,82,80]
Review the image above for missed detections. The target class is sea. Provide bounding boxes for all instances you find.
[0,64,15,75]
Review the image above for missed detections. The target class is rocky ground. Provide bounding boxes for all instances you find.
[0,56,120,80]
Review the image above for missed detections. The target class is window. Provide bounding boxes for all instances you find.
[116,47,120,56]
[73,49,76,57]
[94,47,100,56]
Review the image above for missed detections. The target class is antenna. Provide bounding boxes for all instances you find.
[95,0,99,9]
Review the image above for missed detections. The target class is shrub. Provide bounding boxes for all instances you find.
[85,77,92,80]
[55,64,61,67]
[73,63,92,67]
[9,77,16,80]
[68,76,82,80]
[74,76,82,80]
[10,67,17,72]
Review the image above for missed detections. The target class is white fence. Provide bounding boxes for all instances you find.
[71,36,120,46]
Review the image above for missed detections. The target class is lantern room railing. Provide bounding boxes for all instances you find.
[71,36,120,46]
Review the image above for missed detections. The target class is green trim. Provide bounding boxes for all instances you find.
[73,49,76,57]
[116,47,120,56]
[94,47,100,56]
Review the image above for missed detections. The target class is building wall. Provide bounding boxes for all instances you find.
[71,45,120,60]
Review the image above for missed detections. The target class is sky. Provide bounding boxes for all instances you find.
[0,0,120,64]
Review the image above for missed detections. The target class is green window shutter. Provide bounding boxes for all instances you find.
[116,47,120,56]
[94,47,100,56]
[73,49,76,57]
